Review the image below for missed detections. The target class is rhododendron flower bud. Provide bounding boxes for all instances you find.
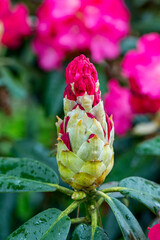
[56,55,114,191]
[148,213,160,240]
[65,55,98,84]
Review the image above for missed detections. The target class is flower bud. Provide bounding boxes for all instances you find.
[65,54,98,84]
[56,55,114,191]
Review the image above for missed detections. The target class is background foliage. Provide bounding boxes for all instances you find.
[0,0,160,239]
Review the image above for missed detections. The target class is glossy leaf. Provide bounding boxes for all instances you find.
[71,224,109,240]
[136,137,160,156]
[0,157,58,192]
[7,208,71,240]
[104,196,146,240]
[119,177,160,215]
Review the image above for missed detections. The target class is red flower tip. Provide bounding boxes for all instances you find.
[106,113,113,140]
[93,89,101,107]
[86,112,95,119]
[72,104,84,111]
[61,132,71,150]
[74,74,96,97]
[87,134,96,142]
[65,54,98,85]
[63,84,76,101]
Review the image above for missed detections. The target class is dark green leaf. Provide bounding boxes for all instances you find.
[71,224,109,240]
[104,196,146,240]
[136,137,160,156]
[44,71,66,116]
[119,177,160,215]
[106,148,159,182]
[0,193,15,240]
[94,227,109,240]
[0,68,27,99]
[120,37,137,54]
[7,208,71,240]
[0,157,58,192]
[71,224,91,240]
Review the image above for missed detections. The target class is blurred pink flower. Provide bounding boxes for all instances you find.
[148,213,160,240]
[103,79,133,135]
[122,33,160,114]
[0,0,31,48]
[33,0,130,70]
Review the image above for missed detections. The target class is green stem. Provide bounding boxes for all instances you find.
[48,183,74,196]
[71,217,90,224]
[41,200,81,239]
[101,187,126,193]
[97,191,111,200]
[60,200,81,217]
[91,204,98,240]
[97,197,104,208]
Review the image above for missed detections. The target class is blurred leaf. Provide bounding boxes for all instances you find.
[106,148,159,182]
[0,157,58,192]
[136,136,160,156]
[0,101,27,140]
[0,68,27,99]
[44,71,66,116]
[0,193,15,240]
[7,208,71,240]
[120,36,138,54]
[104,197,146,240]
[132,12,160,33]
[119,177,160,215]
[12,140,66,187]
[103,210,120,240]
[16,193,35,221]
[95,64,107,95]
[71,224,109,240]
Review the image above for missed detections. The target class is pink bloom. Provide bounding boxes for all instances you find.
[104,79,133,135]
[122,33,160,114]
[0,0,30,48]
[148,213,160,240]
[33,0,130,70]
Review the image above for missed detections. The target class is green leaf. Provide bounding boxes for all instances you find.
[71,224,109,240]
[104,196,146,240]
[0,193,15,240]
[119,177,160,215]
[106,148,159,182]
[136,136,160,156]
[7,208,71,240]
[0,157,58,192]
[0,68,27,99]
[44,71,66,116]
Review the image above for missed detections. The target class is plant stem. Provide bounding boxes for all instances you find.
[96,201,103,228]
[91,204,98,240]
[48,183,74,196]
[61,200,82,217]
[71,217,90,224]
[97,197,104,208]
[101,187,126,193]
[97,191,111,200]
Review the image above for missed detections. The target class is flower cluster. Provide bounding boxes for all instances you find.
[56,55,114,190]
[0,0,30,48]
[104,33,160,135]
[104,79,133,135]
[32,0,130,70]
[122,33,160,114]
